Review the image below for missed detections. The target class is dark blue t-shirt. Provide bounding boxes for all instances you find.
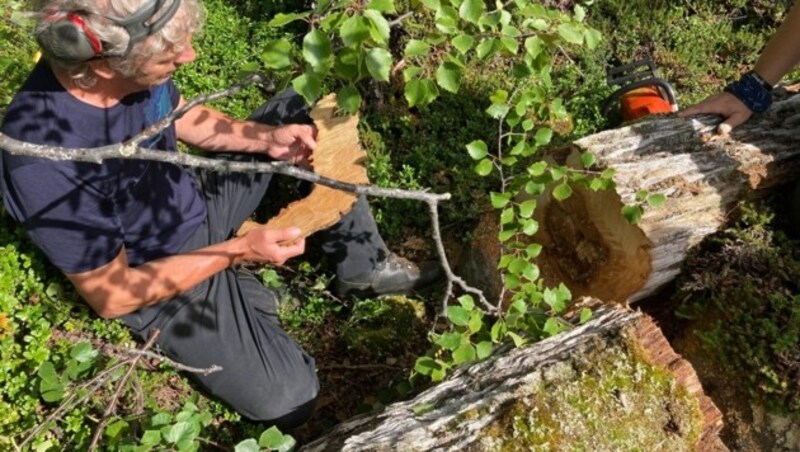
[1,62,207,273]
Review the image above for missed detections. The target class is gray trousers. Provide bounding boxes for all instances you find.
[121,89,388,428]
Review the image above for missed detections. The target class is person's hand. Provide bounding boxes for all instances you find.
[238,227,306,266]
[266,124,316,168]
[678,92,753,134]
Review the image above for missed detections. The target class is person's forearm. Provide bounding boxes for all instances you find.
[754,4,800,85]
[175,102,273,153]
[68,237,249,318]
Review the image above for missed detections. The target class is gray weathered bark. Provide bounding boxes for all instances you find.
[301,301,723,451]
[529,95,800,303]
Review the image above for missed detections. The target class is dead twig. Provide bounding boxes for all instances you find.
[88,330,160,451]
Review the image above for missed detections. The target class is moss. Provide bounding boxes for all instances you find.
[341,296,427,356]
[477,343,703,450]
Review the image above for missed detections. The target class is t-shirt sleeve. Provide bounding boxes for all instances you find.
[3,160,124,273]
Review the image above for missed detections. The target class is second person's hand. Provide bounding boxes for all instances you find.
[678,92,753,135]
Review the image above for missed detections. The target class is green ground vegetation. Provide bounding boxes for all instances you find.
[0,0,796,449]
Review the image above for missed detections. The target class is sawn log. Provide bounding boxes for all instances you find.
[532,94,800,303]
[300,301,723,451]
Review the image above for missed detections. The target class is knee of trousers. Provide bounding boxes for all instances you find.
[235,368,320,428]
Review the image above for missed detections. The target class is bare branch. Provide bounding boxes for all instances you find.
[88,330,160,451]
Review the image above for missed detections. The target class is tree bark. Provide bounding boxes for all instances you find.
[301,301,723,451]
[532,94,800,303]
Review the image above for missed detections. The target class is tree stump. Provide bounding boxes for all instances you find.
[301,301,723,451]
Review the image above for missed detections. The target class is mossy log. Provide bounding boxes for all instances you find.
[531,95,800,303]
[301,301,723,451]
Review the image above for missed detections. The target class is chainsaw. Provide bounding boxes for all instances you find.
[603,58,678,124]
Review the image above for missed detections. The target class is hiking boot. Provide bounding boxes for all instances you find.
[334,253,443,298]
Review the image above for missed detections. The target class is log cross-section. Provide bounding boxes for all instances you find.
[534,94,800,303]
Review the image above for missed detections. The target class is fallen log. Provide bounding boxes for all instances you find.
[462,94,800,304]
[301,301,723,451]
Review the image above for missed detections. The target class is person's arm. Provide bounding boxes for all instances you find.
[174,98,316,164]
[679,4,800,131]
[66,227,304,319]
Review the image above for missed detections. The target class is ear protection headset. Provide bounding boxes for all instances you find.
[36,0,182,63]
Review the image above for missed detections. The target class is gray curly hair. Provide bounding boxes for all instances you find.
[34,0,203,88]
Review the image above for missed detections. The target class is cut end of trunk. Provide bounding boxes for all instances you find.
[534,150,652,302]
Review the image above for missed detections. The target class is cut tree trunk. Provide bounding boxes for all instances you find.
[301,301,723,451]
[525,94,800,303]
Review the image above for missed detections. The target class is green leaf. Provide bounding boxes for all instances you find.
[365,48,392,81]
[476,39,498,60]
[150,412,173,427]
[421,0,440,9]
[557,23,584,45]
[468,310,483,333]
[521,218,539,236]
[508,257,528,275]
[414,357,441,375]
[535,127,553,145]
[622,205,644,224]
[37,361,59,383]
[500,207,514,225]
[163,422,194,446]
[302,29,332,73]
[435,62,461,93]
[452,34,474,54]
[466,140,488,160]
[291,73,322,104]
[447,306,471,326]
[340,16,371,47]
[337,86,362,114]
[475,158,493,176]
[486,103,510,119]
[552,183,573,201]
[550,166,566,181]
[518,199,536,219]
[585,28,602,49]
[364,9,391,45]
[435,6,459,34]
[403,65,422,82]
[543,317,566,336]
[453,343,477,364]
[404,39,430,57]
[647,193,667,208]
[524,36,543,58]
[105,419,128,438]
[508,331,527,347]
[262,38,293,69]
[268,12,310,27]
[40,378,65,402]
[526,243,543,259]
[500,37,519,55]
[498,229,515,242]
[334,48,361,79]
[234,439,260,452]
[140,430,161,446]
[258,426,296,452]
[528,161,547,176]
[405,79,423,107]
[458,295,475,310]
[366,0,396,13]
[579,307,593,324]
[476,341,493,359]
[490,192,510,208]
[580,152,596,169]
[436,332,464,351]
[490,320,507,343]
[458,0,485,24]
